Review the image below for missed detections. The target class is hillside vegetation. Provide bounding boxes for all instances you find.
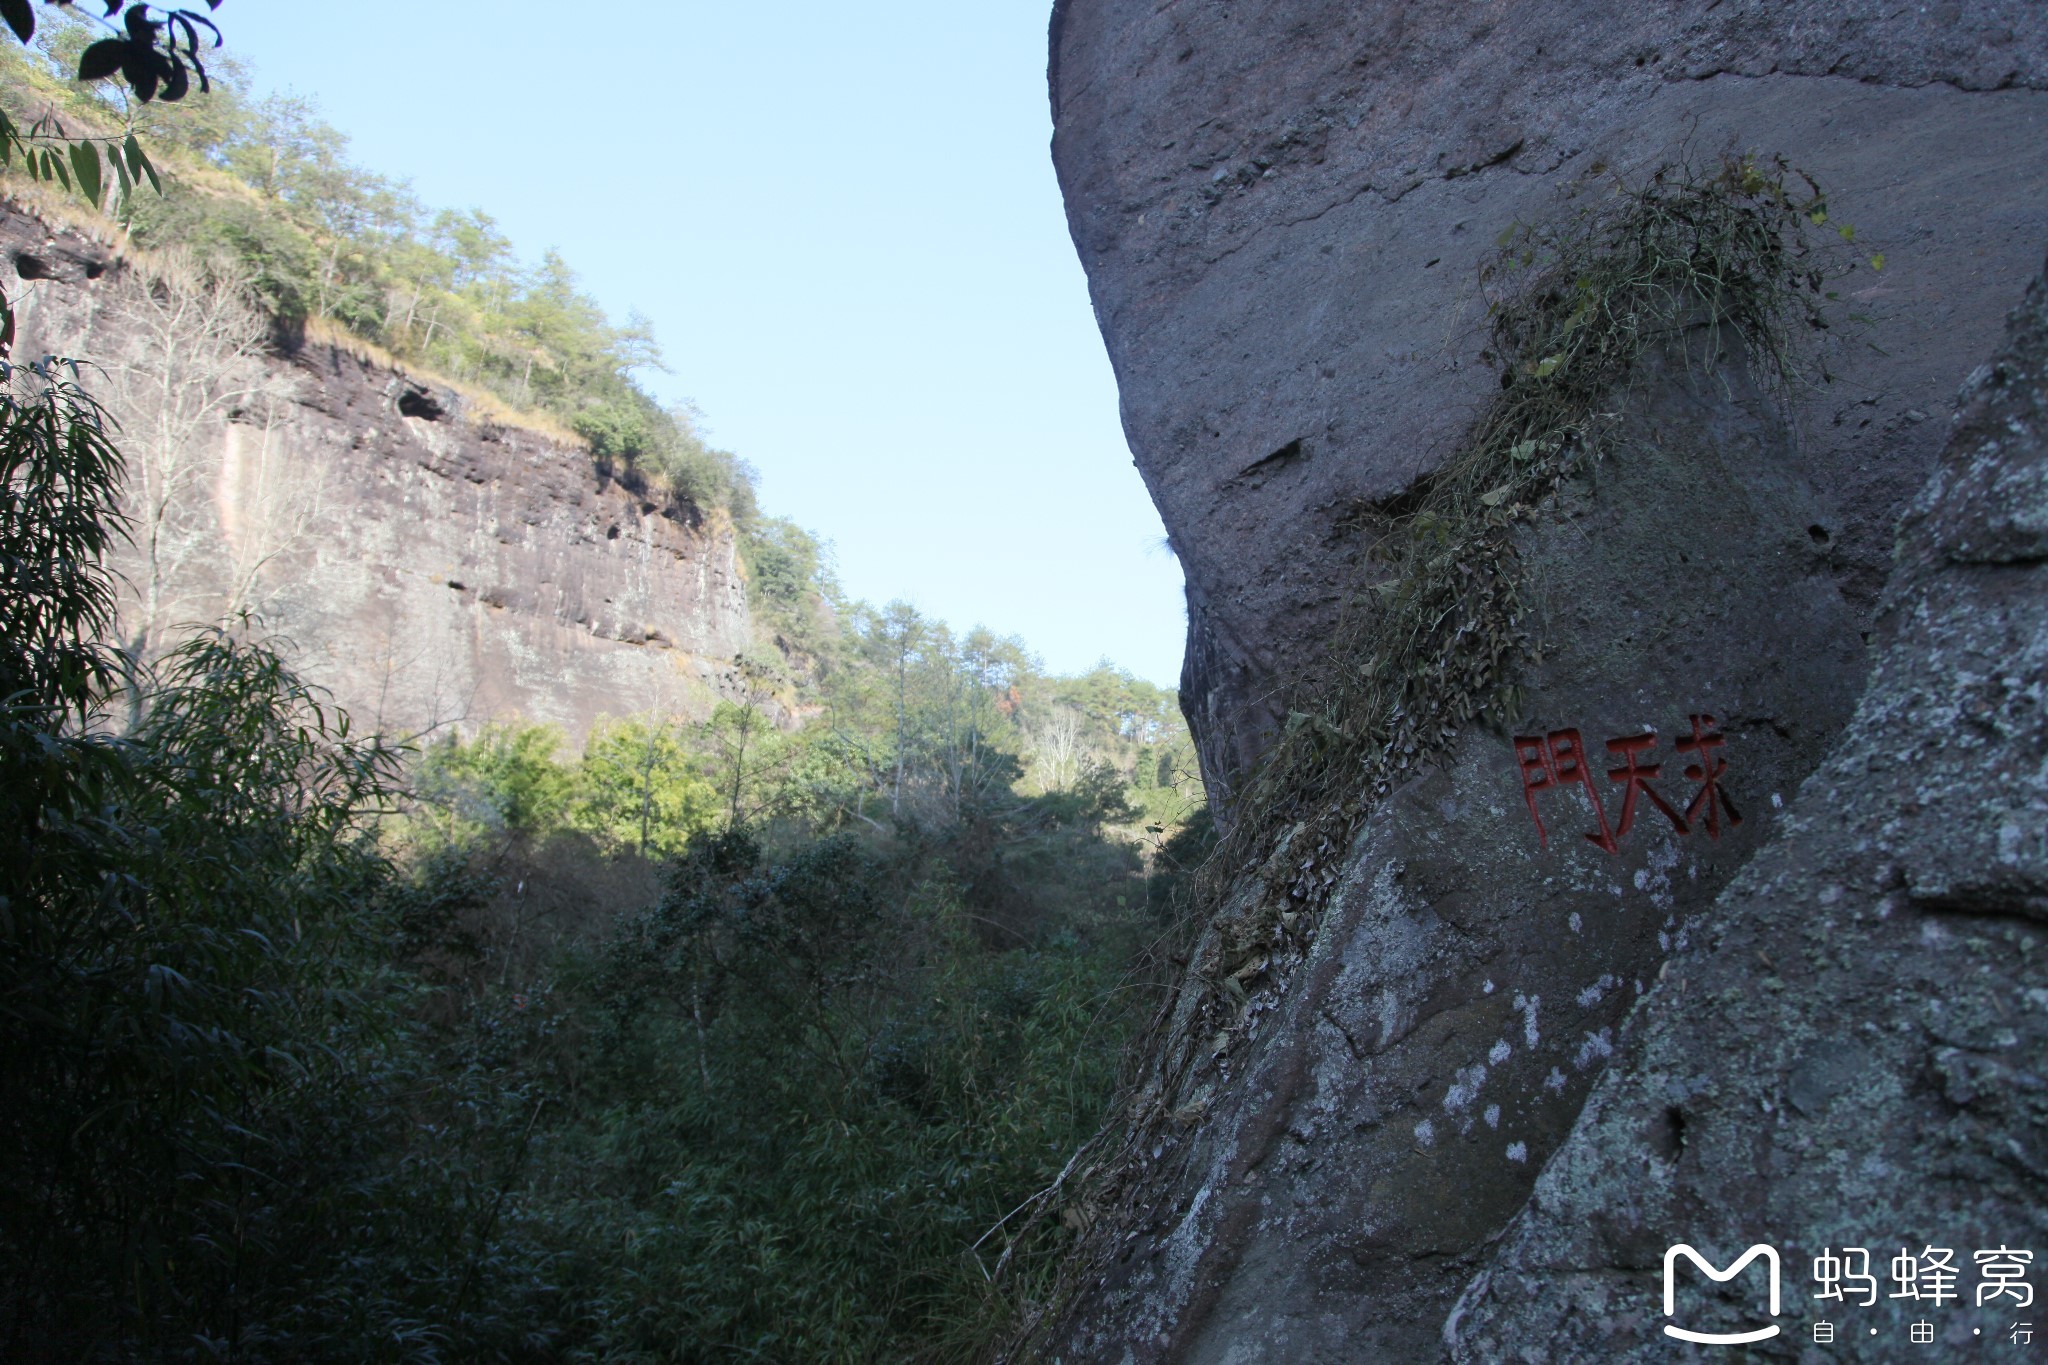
[0,14,751,515]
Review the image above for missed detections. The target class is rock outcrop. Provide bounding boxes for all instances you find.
[1044,328,1871,1361]
[1050,0,2048,803]
[2,201,753,742]
[1450,253,2048,1362]
[1042,3,2048,1361]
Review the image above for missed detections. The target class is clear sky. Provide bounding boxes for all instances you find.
[210,1,1188,688]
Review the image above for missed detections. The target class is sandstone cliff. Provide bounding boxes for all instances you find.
[2,200,753,743]
[1042,4,2048,1360]
[1051,0,2048,803]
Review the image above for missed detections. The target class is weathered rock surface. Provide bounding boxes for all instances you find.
[1448,254,2048,1362]
[1042,4,2048,1362]
[2,202,753,742]
[1050,0,2048,802]
[1044,319,1867,1365]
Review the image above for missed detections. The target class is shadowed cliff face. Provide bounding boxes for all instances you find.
[1043,322,1873,1365]
[1042,4,2048,1361]
[1,202,753,743]
[1450,252,2048,1363]
[1049,0,2048,807]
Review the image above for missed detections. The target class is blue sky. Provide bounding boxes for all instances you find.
[211,1,1188,687]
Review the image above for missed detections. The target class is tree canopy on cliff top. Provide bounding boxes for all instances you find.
[0,2,757,519]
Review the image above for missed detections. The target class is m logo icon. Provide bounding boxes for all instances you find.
[1663,1243,1783,1344]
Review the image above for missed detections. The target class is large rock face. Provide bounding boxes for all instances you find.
[2,202,753,742]
[1042,4,2048,1362]
[1450,255,2048,1361]
[1050,0,2048,802]
[1045,335,1873,1362]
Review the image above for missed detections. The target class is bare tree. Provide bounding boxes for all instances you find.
[1030,705,1085,793]
[218,395,319,619]
[710,653,789,827]
[877,603,925,818]
[90,250,303,664]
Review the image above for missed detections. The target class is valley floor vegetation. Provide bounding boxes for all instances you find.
[0,338,1212,1360]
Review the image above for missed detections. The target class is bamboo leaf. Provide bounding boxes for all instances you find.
[69,141,101,207]
[132,139,160,194]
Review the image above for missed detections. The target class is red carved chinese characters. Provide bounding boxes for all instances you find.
[1513,717,1737,853]
[1605,733,1689,840]
[1676,712,1742,839]
[1515,728,1617,852]
[1514,735,1558,846]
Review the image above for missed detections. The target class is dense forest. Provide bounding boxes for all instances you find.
[0,12,1209,1360]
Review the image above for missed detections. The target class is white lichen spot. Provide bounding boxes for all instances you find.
[1574,1029,1614,1071]
[1544,1067,1567,1093]
[1414,1118,1437,1147]
[1506,1141,1528,1163]
[1634,978,1645,996]
[1483,978,1496,995]
[1658,930,1671,952]
[1377,988,1407,1050]
[1489,1039,1512,1065]
[1444,1063,1488,1112]
[1512,993,1541,1047]
[1633,843,1678,911]
[1484,1104,1501,1129]
[1569,912,1583,934]
[1576,975,1615,1008]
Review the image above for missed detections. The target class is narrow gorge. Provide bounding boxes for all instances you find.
[3,3,2044,1358]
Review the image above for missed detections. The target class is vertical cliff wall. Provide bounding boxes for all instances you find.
[3,201,754,742]
[1043,3,2048,1360]
[1051,0,2048,804]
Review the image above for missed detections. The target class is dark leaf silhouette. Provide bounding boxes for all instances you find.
[121,47,159,103]
[76,39,127,82]
[61,7,225,102]
[0,0,33,44]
